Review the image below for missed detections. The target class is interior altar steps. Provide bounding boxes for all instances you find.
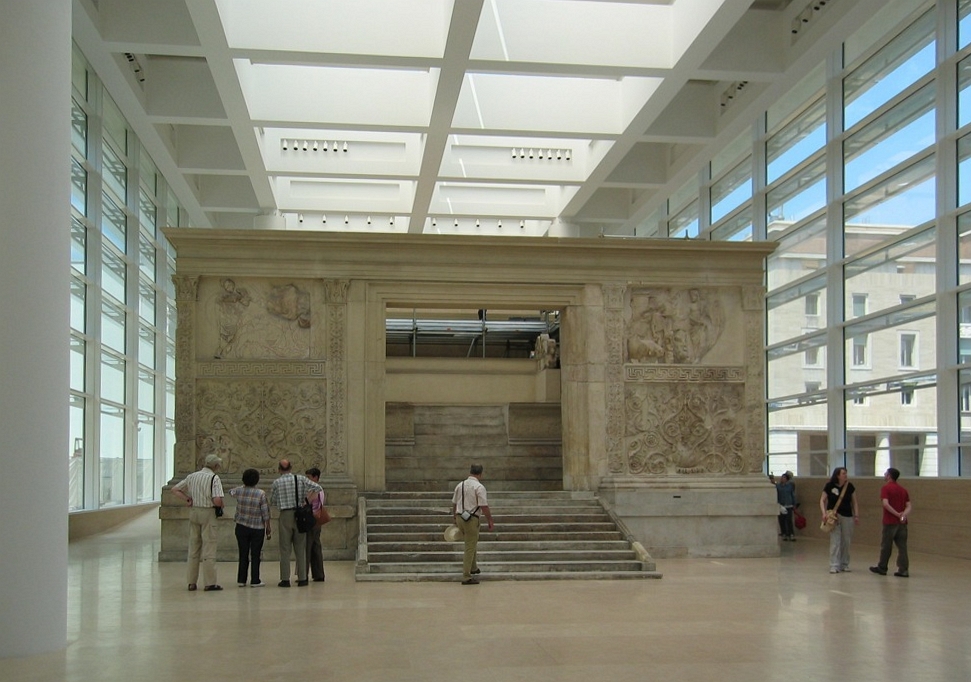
[355,491,661,582]
[385,405,563,492]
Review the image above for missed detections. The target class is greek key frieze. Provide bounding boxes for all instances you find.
[196,361,326,377]
[625,365,745,383]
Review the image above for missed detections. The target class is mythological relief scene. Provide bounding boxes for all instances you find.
[195,379,327,475]
[626,287,741,365]
[625,381,747,475]
[198,277,321,360]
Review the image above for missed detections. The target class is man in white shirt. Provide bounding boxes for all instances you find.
[172,454,225,592]
[451,464,494,585]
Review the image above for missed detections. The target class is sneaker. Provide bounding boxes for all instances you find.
[471,568,481,575]
[278,580,291,588]
[789,536,796,542]
[297,580,309,586]
[894,571,909,578]
[238,582,247,587]
[829,568,839,574]
[840,567,852,572]
[869,566,887,575]
[203,585,223,591]
[251,581,265,588]
[461,578,479,585]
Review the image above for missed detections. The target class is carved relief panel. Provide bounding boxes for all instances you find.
[196,277,326,360]
[195,377,327,474]
[615,286,762,476]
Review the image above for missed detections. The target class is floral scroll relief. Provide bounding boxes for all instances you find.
[624,383,746,475]
[195,379,327,473]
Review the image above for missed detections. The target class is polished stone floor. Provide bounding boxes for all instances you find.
[5,512,971,682]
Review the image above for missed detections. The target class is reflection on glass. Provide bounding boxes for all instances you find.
[101,300,126,354]
[136,417,155,503]
[101,350,126,404]
[844,11,935,129]
[844,85,934,192]
[767,276,827,344]
[99,405,125,506]
[69,395,84,511]
[71,276,85,333]
[843,158,935,258]
[670,202,699,238]
[767,159,825,226]
[71,159,86,215]
[767,98,825,184]
[766,215,827,290]
[711,160,752,223]
[844,227,936,317]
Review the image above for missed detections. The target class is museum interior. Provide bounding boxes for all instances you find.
[2,0,971,678]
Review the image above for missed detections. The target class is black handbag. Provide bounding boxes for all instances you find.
[292,475,315,533]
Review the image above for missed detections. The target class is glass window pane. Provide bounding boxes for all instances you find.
[844,158,935,258]
[844,227,937,317]
[166,379,176,420]
[101,300,126,354]
[71,276,85,333]
[768,401,829,476]
[139,232,156,279]
[844,304,936,382]
[960,0,971,50]
[71,99,87,156]
[101,193,127,251]
[69,395,85,511]
[70,335,85,393]
[136,416,155,503]
[102,244,126,303]
[71,159,86,215]
[102,94,128,155]
[767,215,828,289]
[166,301,177,340]
[102,142,127,204]
[710,209,752,242]
[844,84,934,192]
[958,55,971,128]
[959,213,971,285]
[845,377,936,476]
[139,189,157,238]
[138,369,155,415]
[960,368,971,436]
[959,290,971,363]
[958,135,971,208]
[767,335,827,399]
[165,341,176,381]
[139,324,156,369]
[71,217,86,274]
[766,158,826,226]
[139,278,155,324]
[711,131,750,178]
[670,201,699,239]
[710,159,752,223]
[100,404,125,506]
[844,11,936,130]
[72,46,88,99]
[140,152,158,197]
[766,275,827,344]
[767,99,825,184]
[101,350,126,404]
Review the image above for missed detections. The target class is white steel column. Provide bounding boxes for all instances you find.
[0,0,71,657]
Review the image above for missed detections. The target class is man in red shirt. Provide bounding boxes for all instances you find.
[869,468,912,578]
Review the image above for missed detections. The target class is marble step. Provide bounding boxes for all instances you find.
[363,560,652,574]
[356,570,661,582]
[367,540,633,552]
[367,531,626,543]
[367,549,639,563]
[366,522,620,534]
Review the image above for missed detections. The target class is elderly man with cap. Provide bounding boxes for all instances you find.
[172,454,226,591]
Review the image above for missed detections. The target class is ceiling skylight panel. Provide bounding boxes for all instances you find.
[236,62,433,127]
[472,0,673,69]
[453,73,660,135]
[216,0,450,58]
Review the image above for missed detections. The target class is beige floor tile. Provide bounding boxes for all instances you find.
[3,514,970,682]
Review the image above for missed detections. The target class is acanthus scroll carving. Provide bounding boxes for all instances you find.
[325,279,350,304]
[172,275,199,301]
[195,379,327,474]
[625,383,746,475]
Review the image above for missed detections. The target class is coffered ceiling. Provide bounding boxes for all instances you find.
[74,0,856,237]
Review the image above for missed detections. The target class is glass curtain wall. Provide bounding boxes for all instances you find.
[679,0,970,478]
[70,46,180,510]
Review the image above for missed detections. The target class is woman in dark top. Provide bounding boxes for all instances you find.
[819,467,859,574]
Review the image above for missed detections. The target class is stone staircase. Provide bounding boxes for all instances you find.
[355,491,662,582]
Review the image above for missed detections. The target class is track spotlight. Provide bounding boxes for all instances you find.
[367,215,371,225]
[313,141,318,151]
[475,219,480,228]
[389,216,395,226]
[302,141,308,151]
[520,220,525,229]
[454,219,459,227]
[343,142,348,152]
[298,214,304,223]
[282,140,289,151]
[497,220,502,229]
[432,217,437,227]
[344,215,349,225]
[322,215,327,224]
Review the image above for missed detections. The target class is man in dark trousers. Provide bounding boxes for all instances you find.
[870,467,912,577]
[451,464,494,585]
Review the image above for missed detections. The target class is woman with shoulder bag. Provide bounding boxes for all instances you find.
[819,467,859,574]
